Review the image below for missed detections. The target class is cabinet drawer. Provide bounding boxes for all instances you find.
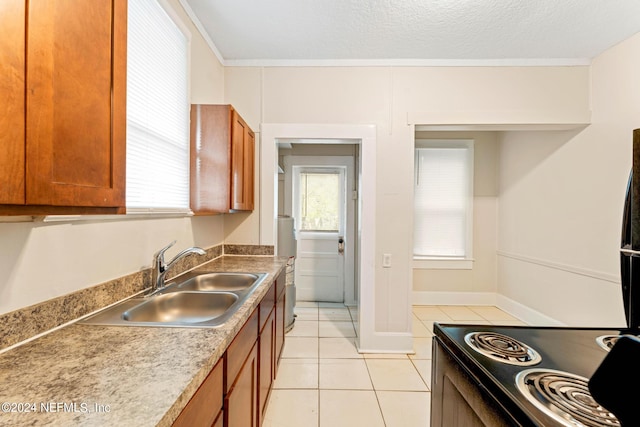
[172,357,223,427]
[259,281,276,332]
[276,271,286,298]
[226,308,258,392]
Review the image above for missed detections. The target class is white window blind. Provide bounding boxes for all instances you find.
[414,141,473,258]
[126,0,190,212]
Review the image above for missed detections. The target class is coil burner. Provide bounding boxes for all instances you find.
[464,332,541,366]
[595,335,619,352]
[516,369,620,427]
[595,334,640,352]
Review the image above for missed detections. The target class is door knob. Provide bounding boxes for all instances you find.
[338,237,345,254]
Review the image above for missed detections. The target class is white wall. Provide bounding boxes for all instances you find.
[497,33,640,327]
[0,0,226,316]
[222,67,263,244]
[224,64,591,349]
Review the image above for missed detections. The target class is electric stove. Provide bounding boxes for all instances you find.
[431,323,629,427]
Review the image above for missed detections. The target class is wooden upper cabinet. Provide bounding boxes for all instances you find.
[0,0,126,213]
[0,0,26,205]
[231,111,255,211]
[190,105,231,214]
[191,104,255,214]
[26,0,126,208]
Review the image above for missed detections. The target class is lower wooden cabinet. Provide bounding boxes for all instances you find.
[226,310,259,394]
[275,274,286,374]
[258,308,275,424]
[225,342,258,427]
[213,411,224,427]
[172,270,286,427]
[172,358,223,427]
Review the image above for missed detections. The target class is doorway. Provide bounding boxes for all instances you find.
[282,154,356,304]
[261,123,377,352]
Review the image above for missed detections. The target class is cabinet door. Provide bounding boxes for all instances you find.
[275,287,286,373]
[230,111,254,211]
[226,309,259,392]
[244,129,255,210]
[0,0,25,205]
[213,411,223,427]
[259,309,275,423]
[225,342,259,427]
[25,0,126,207]
[172,358,224,427]
[190,104,254,214]
[190,104,231,214]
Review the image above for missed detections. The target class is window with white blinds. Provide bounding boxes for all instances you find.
[413,140,474,260]
[126,0,190,212]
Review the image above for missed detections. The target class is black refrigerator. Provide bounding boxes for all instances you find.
[620,128,640,330]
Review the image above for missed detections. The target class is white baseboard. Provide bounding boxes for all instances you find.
[356,332,414,354]
[412,291,497,306]
[495,294,565,326]
[412,291,564,326]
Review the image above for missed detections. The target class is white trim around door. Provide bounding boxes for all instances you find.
[260,123,378,353]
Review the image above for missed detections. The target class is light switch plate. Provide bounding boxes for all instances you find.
[382,253,391,268]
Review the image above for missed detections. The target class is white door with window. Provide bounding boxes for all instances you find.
[285,156,355,303]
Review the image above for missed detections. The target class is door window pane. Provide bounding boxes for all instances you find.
[299,172,340,231]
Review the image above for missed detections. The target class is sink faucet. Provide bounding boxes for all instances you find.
[150,241,206,294]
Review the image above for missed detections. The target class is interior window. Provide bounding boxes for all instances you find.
[126,0,190,212]
[414,140,474,259]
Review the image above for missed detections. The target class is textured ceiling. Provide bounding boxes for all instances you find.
[181,0,640,66]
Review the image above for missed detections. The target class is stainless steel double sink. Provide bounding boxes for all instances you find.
[79,272,267,328]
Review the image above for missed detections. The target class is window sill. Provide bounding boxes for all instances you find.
[412,257,474,270]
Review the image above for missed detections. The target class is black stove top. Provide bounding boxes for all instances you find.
[434,323,630,427]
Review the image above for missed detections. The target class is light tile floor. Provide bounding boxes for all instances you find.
[262,303,526,427]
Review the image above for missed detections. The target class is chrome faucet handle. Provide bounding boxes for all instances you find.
[150,241,176,294]
[171,246,206,263]
[154,240,177,273]
[150,242,206,295]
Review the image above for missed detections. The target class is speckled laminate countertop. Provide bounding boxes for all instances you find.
[0,256,287,427]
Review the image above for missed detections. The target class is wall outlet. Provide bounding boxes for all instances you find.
[382,253,392,268]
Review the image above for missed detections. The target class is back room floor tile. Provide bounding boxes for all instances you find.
[365,359,428,391]
[263,389,319,427]
[319,390,384,427]
[377,391,431,427]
